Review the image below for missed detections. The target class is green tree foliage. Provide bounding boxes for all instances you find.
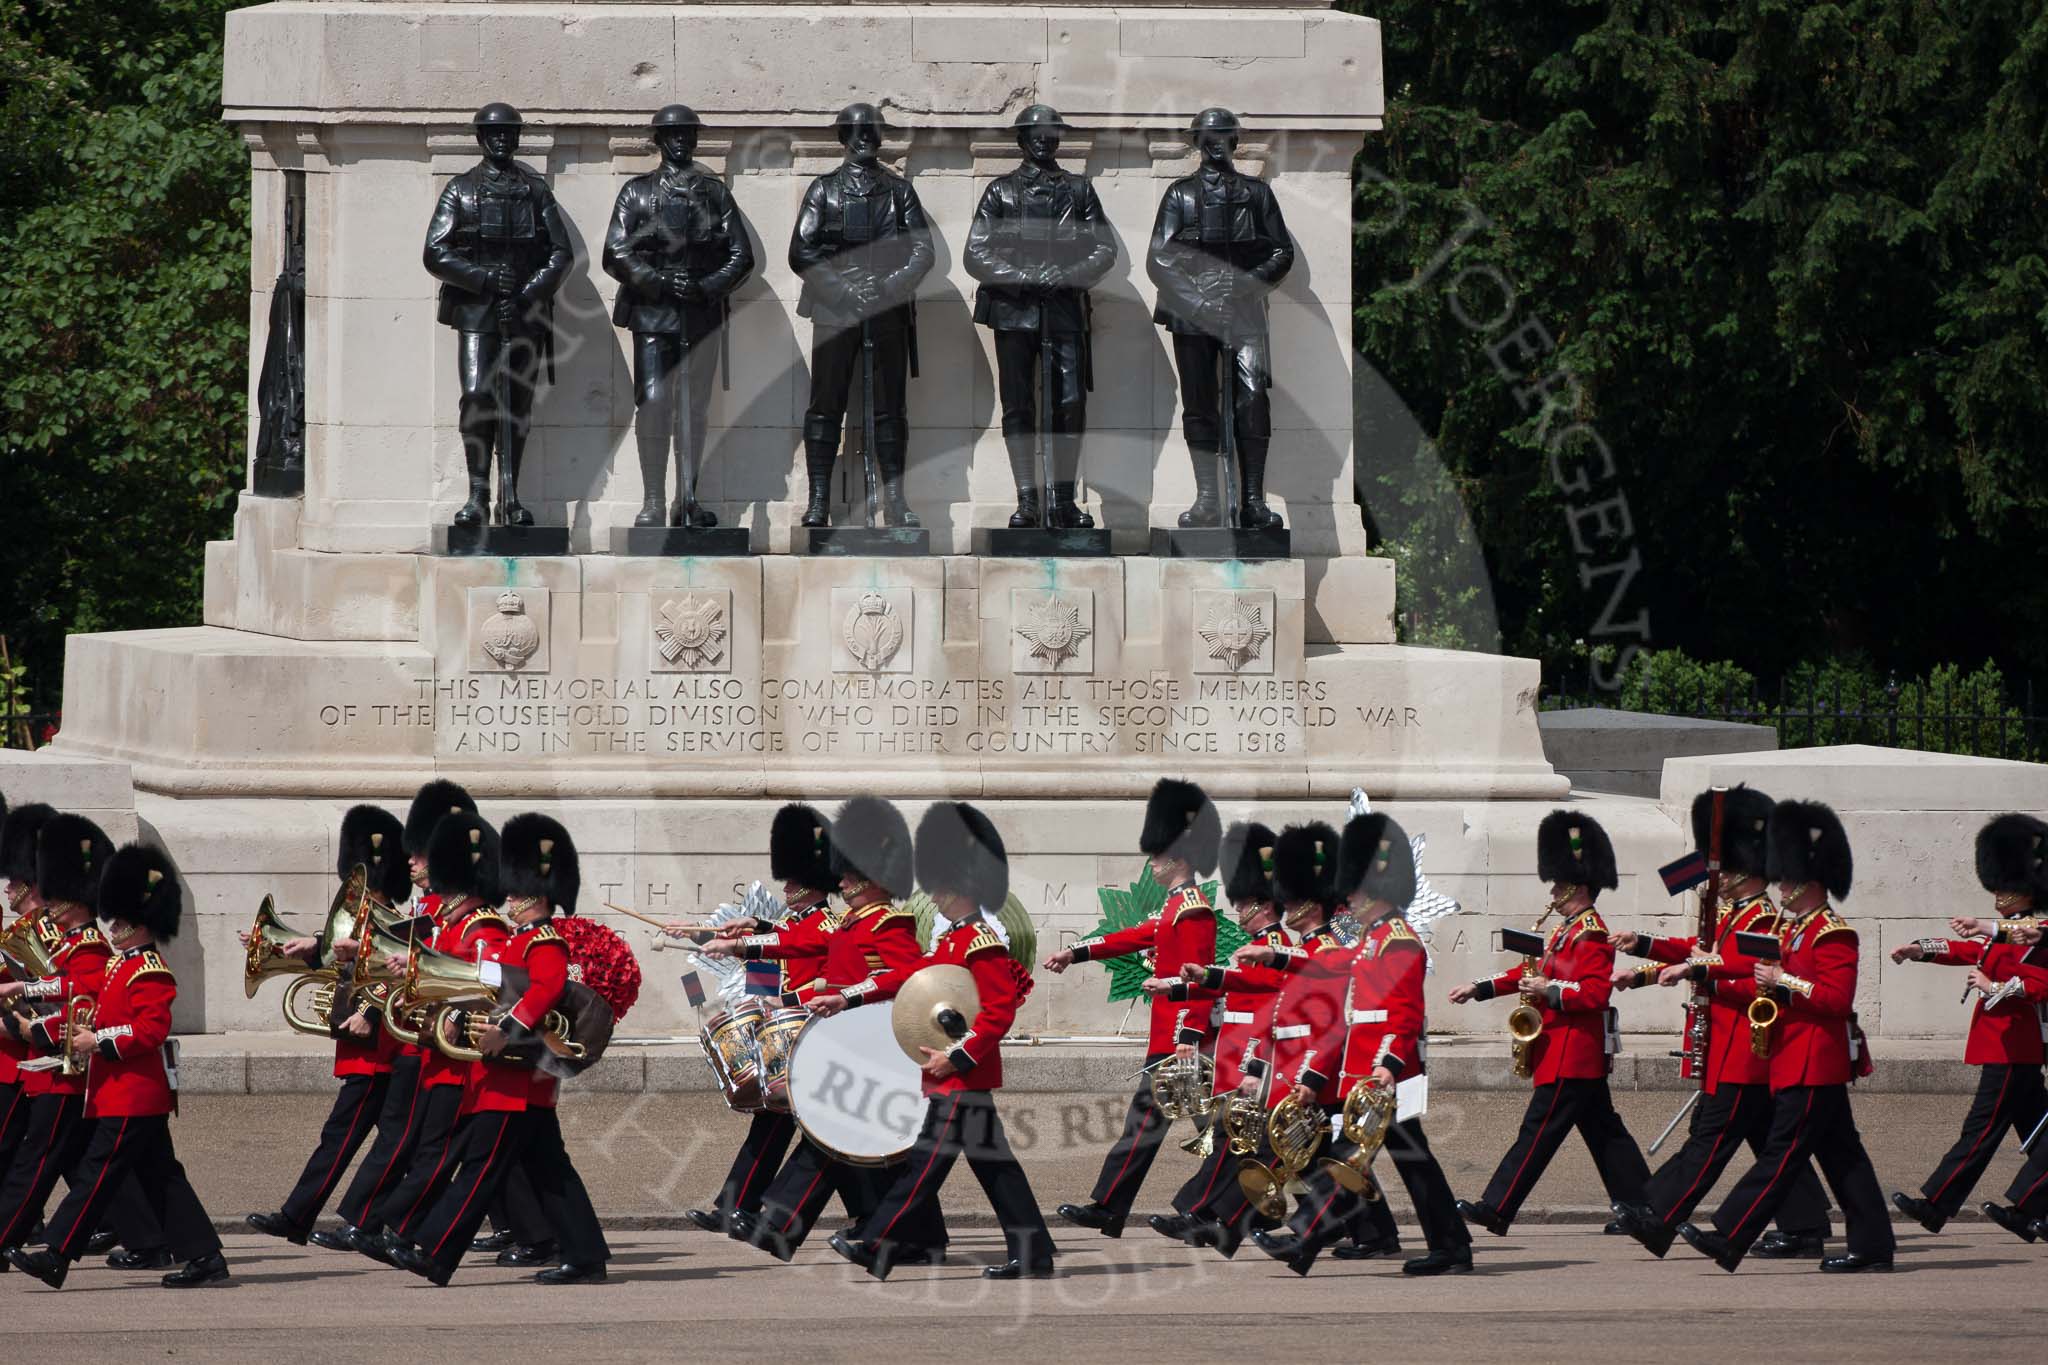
[1350,1,2048,686]
[0,1,248,709]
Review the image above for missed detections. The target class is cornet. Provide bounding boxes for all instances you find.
[58,995,96,1078]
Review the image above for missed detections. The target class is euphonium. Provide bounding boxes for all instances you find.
[312,866,372,971]
[428,1002,580,1063]
[1237,1093,1328,1221]
[243,895,327,999]
[0,918,62,980]
[1746,994,1779,1058]
[280,974,343,1037]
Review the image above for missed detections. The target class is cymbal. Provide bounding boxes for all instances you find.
[889,964,979,1063]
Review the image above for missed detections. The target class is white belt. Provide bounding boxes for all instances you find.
[1272,1024,1311,1040]
[1221,1011,1255,1025]
[1348,1009,1388,1024]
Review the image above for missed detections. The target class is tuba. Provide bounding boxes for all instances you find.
[243,895,328,999]
[1238,1093,1328,1221]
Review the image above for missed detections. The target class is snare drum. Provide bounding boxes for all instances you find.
[754,1006,810,1114]
[785,1007,925,1166]
[700,998,766,1112]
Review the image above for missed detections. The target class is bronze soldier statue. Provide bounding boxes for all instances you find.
[602,105,756,530]
[1147,108,1295,531]
[422,103,571,531]
[790,103,934,529]
[964,105,1116,530]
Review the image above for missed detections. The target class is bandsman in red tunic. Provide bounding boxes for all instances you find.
[1896,814,2048,1238]
[714,796,940,1261]
[1047,777,1220,1238]
[682,802,837,1235]
[1150,820,1279,1245]
[0,814,118,1252]
[1451,810,1651,1236]
[830,802,1054,1280]
[9,842,228,1289]
[1679,800,1895,1272]
[0,802,58,1188]
[361,810,516,1263]
[329,780,478,1256]
[1610,785,1833,1257]
[246,805,412,1246]
[1252,812,1473,1275]
[390,813,610,1286]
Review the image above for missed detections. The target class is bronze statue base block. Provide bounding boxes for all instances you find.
[977,527,1114,558]
[609,526,753,557]
[1149,527,1292,562]
[804,527,931,557]
[434,524,573,558]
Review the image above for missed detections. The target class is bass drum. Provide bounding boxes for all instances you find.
[785,1006,925,1166]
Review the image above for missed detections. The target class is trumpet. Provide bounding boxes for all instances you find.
[1238,1093,1328,1221]
[58,994,96,1078]
[1746,994,1778,1058]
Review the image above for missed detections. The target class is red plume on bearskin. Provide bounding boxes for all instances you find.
[554,915,642,1022]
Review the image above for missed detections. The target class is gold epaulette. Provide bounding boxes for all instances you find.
[1568,909,1608,943]
[526,922,564,947]
[1168,886,1213,923]
[862,903,915,931]
[965,927,1007,959]
[131,950,174,979]
[462,907,515,934]
[1811,908,1857,942]
[69,925,106,948]
[1381,918,1423,947]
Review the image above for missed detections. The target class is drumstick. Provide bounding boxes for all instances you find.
[603,902,719,942]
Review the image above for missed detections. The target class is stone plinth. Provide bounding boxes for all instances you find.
[224,1,1379,556]
[1540,706,1780,797]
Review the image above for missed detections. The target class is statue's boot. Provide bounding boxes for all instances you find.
[801,438,837,528]
[877,440,920,528]
[1050,433,1094,529]
[454,431,490,530]
[498,427,535,528]
[1238,437,1283,530]
[1005,434,1043,528]
[1177,444,1224,528]
[634,424,668,528]
[675,419,718,528]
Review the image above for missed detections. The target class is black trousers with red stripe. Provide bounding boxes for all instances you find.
[412,1108,610,1278]
[1645,1082,1833,1231]
[1088,1051,1173,1218]
[367,1080,465,1238]
[1288,1117,1469,1265]
[0,1079,32,1174]
[754,1137,945,1256]
[336,1052,422,1229]
[42,1114,220,1263]
[858,1090,1051,1273]
[1478,1077,1651,1225]
[1918,1063,2047,1220]
[0,1092,88,1246]
[1709,1083,1894,1262]
[280,1073,390,1233]
[1175,1110,1240,1217]
[2003,1104,2048,1217]
[715,1110,798,1219]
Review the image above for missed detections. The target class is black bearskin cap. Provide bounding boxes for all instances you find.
[915,803,1009,912]
[1138,778,1221,875]
[1766,800,1853,900]
[1692,784,1774,881]
[0,801,56,886]
[37,813,114,907]
[1271,822,1341,907]
[404,779,477,856]
[829,797,915,901]
[1537,809,1618,893]
[1975,813,2048,897]
[770,803,836,897]
[98,842,183,941]
[1219,821,1277,906]
[426,812,502,904]
[501,813,580,915]
[339,805,411,907]
[1340,813,1417,910]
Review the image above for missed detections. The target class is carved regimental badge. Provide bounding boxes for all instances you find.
[1014,592,1093,673]
[842,590,906,672]
[655,593,728,671]
[479,589,542,671]
[1197,593,1272,674]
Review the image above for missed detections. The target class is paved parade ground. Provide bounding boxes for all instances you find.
[7,1089,2046,1362]
[10,1224,2043,1363]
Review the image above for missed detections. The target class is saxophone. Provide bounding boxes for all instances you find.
[1506,892,1572,1079]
